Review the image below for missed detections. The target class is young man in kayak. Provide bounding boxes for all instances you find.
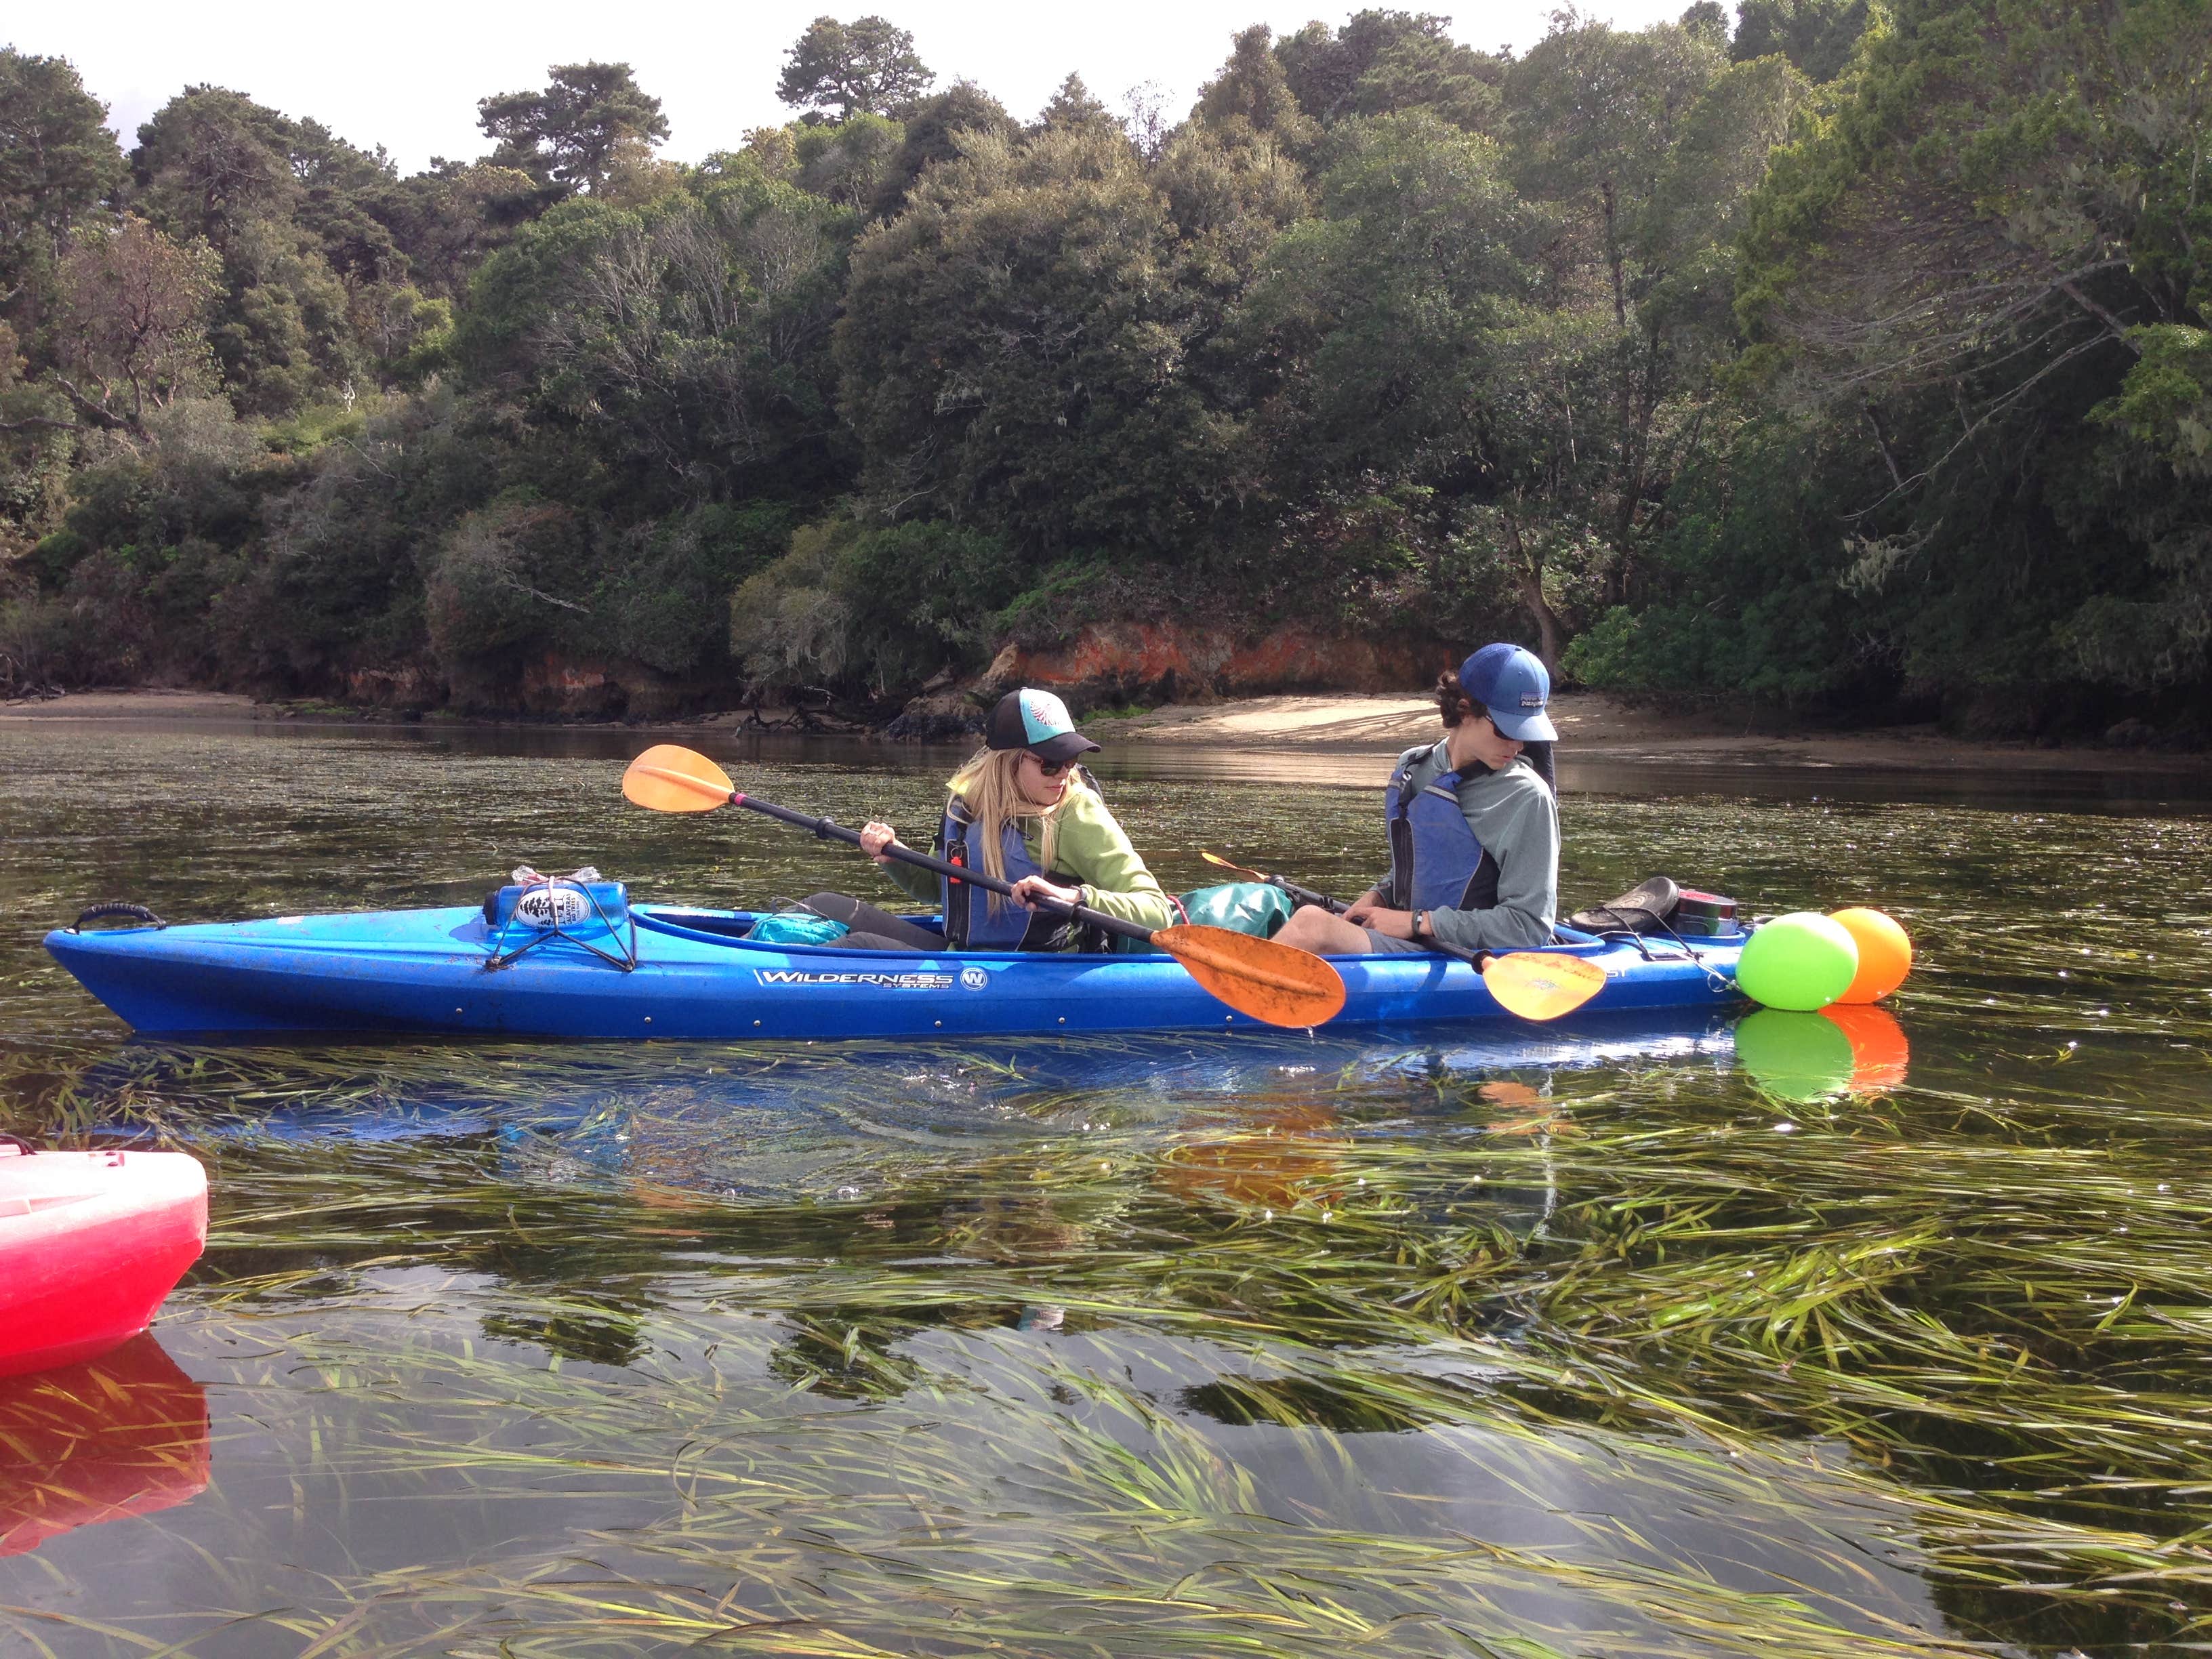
[804,689,1176,951]
[1273,643,1560,956]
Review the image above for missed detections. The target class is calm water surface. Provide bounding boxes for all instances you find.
[2,720,2209,1658]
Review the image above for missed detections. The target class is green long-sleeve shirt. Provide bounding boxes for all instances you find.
[882,781,1176,933]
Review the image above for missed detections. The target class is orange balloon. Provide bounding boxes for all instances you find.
[1829,907,1912,1003]
[1822,1003,1910,1092]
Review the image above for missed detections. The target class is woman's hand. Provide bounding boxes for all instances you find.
[859,821,901,865]
[1010,874,1082,912]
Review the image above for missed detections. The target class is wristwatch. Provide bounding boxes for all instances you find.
[1414,909,1431,941]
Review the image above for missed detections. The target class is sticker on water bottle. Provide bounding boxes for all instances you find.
[515,886,590,928]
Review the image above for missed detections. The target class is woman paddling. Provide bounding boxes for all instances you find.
[1273,644,1560,956]
[803,689,1174,952]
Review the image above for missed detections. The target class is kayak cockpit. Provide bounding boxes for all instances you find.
[636,906,975,953]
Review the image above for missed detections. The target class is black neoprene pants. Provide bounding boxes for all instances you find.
[801,892,940,953]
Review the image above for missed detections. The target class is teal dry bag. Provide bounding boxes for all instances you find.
[1176,882,1296,939]
[742,906,851,946]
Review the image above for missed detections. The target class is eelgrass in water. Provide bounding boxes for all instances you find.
[8,1012,2212,1657]
[6,730,2212,1656]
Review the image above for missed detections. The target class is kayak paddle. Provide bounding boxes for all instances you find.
[1199,850,1607,1023]
[624,746,1347,1029]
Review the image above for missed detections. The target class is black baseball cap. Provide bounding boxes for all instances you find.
[983,688,1102,765]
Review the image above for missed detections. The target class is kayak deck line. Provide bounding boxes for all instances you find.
[45,902,1746,1043]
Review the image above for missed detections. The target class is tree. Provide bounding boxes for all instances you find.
[459,173,859,501]
[1036,74,1118,138]
[1734,0,2212,703]
[1195,25,1319,149]
[127,84,411,413]
[1679,2,1732,49]
[4,219,220,436]
[205,216,369,414]
[1508,16,1726,326]
[1504,13,1735,601]
[871,81,1013,217]
[777,16,934,121]
[1231,112,1540,629]
[792,112,905,208]
[836,125,1225,556]
[1347,31,1505,131]
[371,160,546,298]
[477,62,670,195]
[1120,82,1174,160]
[1276,10,1458,126]
[1732,0,1872,82]
[0,49,124,271]
[1154,119,1311,287]
[130,86,301,253]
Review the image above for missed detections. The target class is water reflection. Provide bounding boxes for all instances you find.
[0,1332,209,1559]
[1737,1006,1912,1101]
[41,1018,1734,1205]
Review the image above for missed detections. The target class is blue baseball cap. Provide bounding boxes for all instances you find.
[984,688,1101,764]
[1458,644,1557,742]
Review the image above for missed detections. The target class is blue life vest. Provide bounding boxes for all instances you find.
[1382,743,1498,914]
[937,768,1111,949]
[939,796,1048,949]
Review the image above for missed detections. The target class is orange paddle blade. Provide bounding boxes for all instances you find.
[622,744,735,813]
[1201,851,1265,879]
[1481,951,1607,1021]
[1153,924,1347,1029]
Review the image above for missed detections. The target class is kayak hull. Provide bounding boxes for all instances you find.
[0,1149,209,1379]
[46,905,1746,1042]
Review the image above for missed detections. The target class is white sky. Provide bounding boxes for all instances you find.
[12,0,1697,176]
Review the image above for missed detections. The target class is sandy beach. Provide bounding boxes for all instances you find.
[3,685,2198,777]
[0,689,261,720]
[1081,691,2196,774]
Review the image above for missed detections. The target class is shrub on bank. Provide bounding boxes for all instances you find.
[731,515,1023,697]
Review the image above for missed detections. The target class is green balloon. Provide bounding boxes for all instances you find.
[1736,911,1859,1011]
[1736,1010,1856,1102]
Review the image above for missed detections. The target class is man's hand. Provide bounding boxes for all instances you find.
[1351,906,1418,939]
[1342,887,1387,926]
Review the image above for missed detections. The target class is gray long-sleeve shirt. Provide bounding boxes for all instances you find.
[1374,745,1559,951]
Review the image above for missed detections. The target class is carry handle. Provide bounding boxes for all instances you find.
[68,902,167,933]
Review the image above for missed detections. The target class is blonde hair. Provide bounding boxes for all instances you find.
[948,746,1088,901]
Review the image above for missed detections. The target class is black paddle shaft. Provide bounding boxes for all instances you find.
[1248,866,1498,969]
[729,792,1158,948]
[1263,874,1351,916]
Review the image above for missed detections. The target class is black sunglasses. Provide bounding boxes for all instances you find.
[1029,754,1071,777]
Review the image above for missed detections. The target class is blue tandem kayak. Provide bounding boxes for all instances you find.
[45,897,1746,1042]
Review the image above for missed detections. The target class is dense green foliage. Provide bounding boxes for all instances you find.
[1,3,2204,735]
